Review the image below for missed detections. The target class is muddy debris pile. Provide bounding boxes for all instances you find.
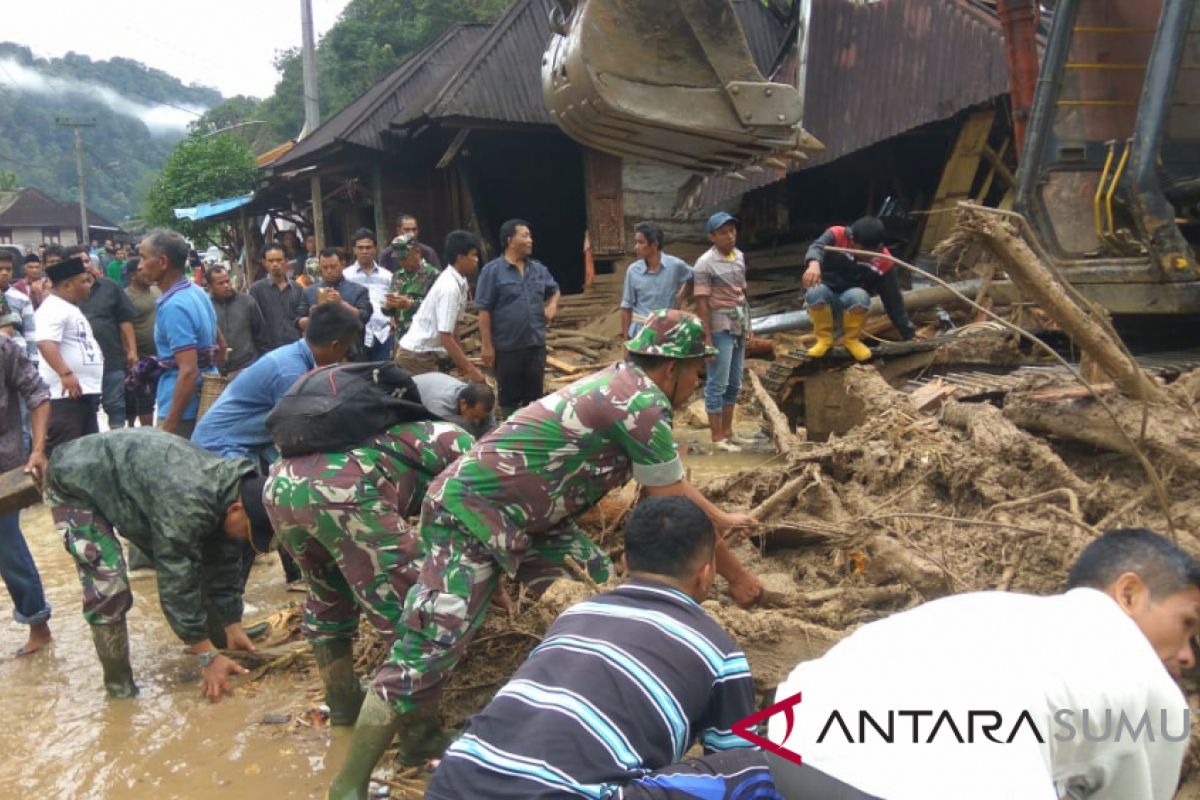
[245,361,1200,787]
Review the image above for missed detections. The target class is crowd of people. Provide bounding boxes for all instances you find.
[0,212,1193,800]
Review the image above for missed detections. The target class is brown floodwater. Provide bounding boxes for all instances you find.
[0,503,341,800]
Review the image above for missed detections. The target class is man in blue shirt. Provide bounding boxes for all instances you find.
[192,302,361,463]
[192,302,361,590]
[137,229,224,439]
[620,221,694,338]
[476,218,560,416]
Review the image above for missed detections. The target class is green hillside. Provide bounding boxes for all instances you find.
[0,43,221,223]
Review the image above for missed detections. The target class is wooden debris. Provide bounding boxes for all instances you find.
[909,378,958,413]
[749,370,799,453]
[0,467,41,516]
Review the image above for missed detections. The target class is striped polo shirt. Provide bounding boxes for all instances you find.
[426,579,756,800]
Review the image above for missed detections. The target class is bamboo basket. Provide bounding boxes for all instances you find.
[197,373,230,421]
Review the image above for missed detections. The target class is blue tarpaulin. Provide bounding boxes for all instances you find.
[174,193,254,222]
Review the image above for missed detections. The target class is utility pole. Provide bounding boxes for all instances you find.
[56,117,96,246]
[300,0,324,251]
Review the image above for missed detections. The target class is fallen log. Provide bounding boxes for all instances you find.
[1003,391,1200,480]
[944,207,1163,402]
[748,371,800,454]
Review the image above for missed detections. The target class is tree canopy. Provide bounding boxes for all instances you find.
[142,134,257,247]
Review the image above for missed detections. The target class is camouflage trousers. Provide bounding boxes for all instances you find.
[372,498,612,714]
[45,490,132,627]
[262,471,422,648]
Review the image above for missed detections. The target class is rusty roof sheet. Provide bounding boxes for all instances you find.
[699,0,1010,206]
[269,23,490,172]
[424,0,793,127]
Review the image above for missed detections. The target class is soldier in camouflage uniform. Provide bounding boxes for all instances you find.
[382,234,439,343]
[262,420,474,727]
[43,428,276,701]
[329,309,766,800]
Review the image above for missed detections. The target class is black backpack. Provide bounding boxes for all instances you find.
[266,361,436,457]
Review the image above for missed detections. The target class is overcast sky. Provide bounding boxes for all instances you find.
[3,0,353,99]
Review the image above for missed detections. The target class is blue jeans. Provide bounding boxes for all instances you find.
[805,285,870,331]
[101,369,126,428]
[361,334,394,363]
[0,511,51,625]
[704,330,745,413]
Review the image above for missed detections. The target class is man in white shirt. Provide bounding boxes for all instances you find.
[762,528,1200,800]
[395,230,484,382]
[343,227,394,362]
[34,256,104,455]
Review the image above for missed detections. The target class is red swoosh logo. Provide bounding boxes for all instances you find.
[732,690,804,766]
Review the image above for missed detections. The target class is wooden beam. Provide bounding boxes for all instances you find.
[436,128,471,170]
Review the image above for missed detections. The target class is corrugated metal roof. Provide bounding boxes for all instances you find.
[425,0,792,127]
[269,23,490,171]
[425,0,558,126]
[699,0,1010,205]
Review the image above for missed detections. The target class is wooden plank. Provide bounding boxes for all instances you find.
[920,109,996,251]
[0,468,40,516]
[584,148,625,258]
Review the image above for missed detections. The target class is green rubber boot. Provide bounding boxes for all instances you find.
[327,692,403,800]
[313,639,365,727]
[90,621,138,699]
[394,703,452,766]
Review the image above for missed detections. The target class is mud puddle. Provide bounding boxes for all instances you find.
[0,504,335,799]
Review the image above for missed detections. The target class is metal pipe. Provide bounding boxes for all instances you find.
[1093,140,1117,241]
[1128,0,1198,275]
[1105,139,1131,236]
[1015,0,1079,215]
[997,0,1040,154]
[752,279,986,334]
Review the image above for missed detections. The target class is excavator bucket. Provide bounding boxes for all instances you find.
[542,0,823,175]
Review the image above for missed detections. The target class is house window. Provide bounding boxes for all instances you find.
[41,228,60,244]
[0,228,11,244]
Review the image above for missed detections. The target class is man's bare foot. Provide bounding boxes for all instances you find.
[16,622,51,656]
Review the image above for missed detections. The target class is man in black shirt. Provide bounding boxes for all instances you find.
[75,246,137,428]
[248,244,304,352]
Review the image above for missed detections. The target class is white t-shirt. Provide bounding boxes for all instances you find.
[398,267,468,355]
[34,293,104,397]
[769,588,1188,800]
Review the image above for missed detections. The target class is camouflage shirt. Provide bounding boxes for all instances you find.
[427,361,684,548]
[270,420,474,513]
[384,261,440,333]
[45,428,254,644]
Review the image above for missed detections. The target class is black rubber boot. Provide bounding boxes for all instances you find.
[90,621,138,698]
[313,639,365,726]
[327,692,403,800]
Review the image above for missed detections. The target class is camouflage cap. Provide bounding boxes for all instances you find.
[390,233,419,259]
[625,309,717,359]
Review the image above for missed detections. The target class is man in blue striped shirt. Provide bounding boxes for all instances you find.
[426,496,773,800]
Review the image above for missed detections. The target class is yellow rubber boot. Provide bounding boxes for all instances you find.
[841,311,873,362]
[806,305,835,358]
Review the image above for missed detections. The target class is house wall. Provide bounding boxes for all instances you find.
[6,226,79,248]
[620,160,712,248]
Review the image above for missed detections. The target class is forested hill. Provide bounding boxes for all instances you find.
[0,43,222,223]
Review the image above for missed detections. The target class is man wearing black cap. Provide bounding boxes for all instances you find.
[43,427,275,701]
[801,216,918,362]
[33,256,104,454]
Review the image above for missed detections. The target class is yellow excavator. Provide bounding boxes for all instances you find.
[541,0,823,175]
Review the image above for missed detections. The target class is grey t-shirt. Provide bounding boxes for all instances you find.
[412,372,494,439]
